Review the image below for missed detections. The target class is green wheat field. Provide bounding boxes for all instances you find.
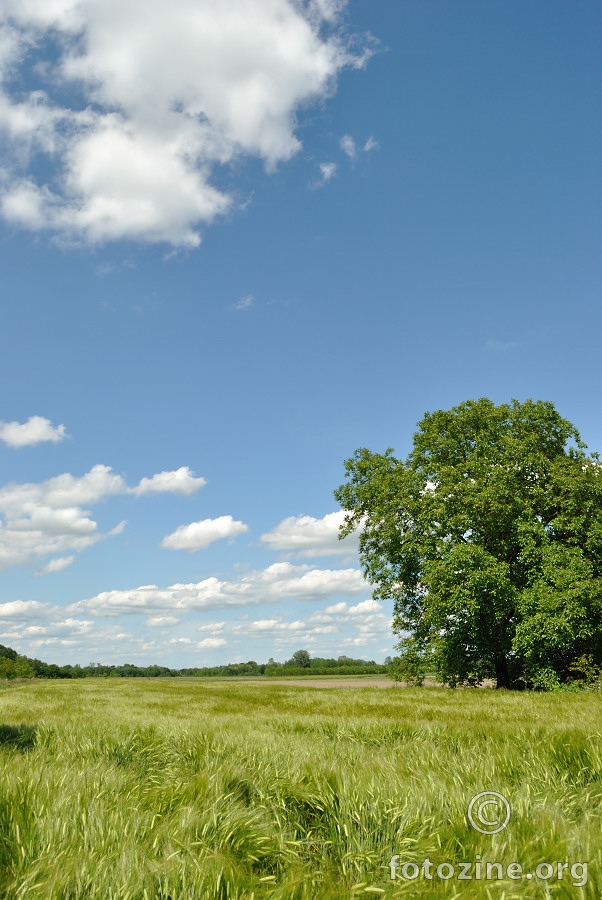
[0,679,600,898]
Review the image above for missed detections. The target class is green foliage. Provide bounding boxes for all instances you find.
[389,639,427,686]
[0,645,35,681]
[266,665,384,677]
[0,679,601,898]
[335,398,602,689]
[269,652,384,677]
[0,655,34,680]
[290,649,311,668]
[566,654,602,691]
[0,644,387,682]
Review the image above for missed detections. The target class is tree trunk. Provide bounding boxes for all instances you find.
[494,655,511,689]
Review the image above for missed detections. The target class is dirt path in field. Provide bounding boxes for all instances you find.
[238,678,496,689]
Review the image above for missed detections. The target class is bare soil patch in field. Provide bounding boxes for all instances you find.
[240,676,497,688]
[247,677,394,688]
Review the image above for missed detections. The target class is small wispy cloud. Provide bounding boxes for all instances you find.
[95,263,116,278]
[94,260,136,278]
[234,294,254,311]
[320,162,337,182]
[485,339,518,352]
[340,134,356,158]
[147,615,180,627]
[35,556,75,576]
[340,134,378,159]
[311,162,338,189]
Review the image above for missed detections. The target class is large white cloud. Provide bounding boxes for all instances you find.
[260,510,360,557]
[68,561,369,616]
[0,0,369,246]
[0,463,205,570]
[0,415,67,447]
[161,515,249,551]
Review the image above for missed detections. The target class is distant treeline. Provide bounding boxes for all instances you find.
[0,644,388,680]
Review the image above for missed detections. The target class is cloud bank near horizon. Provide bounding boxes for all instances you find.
[67,562,368,617]
[0,578,388,660]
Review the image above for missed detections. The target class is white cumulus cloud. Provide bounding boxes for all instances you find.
[325,598,381,615]
[198,621,226,633]
[0,0,370,246]
[0,463,205,570]
[260,510,359,557]
[132,467,206,496]
[198,637,227,649]
[0,415,67,447]
[147,615,180,627]
[161,515,249,551]
[0,599,53,620]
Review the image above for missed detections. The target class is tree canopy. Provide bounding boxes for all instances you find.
[335,398,602,689]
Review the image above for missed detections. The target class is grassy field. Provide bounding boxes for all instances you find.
[0,679,600,898]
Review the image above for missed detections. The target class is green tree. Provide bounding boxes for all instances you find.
[290,650,311,668]
[0,645,18,661]
[0,656,34,679]
[335,398,602,689]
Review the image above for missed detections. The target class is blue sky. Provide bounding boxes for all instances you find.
[0,0,600,666]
